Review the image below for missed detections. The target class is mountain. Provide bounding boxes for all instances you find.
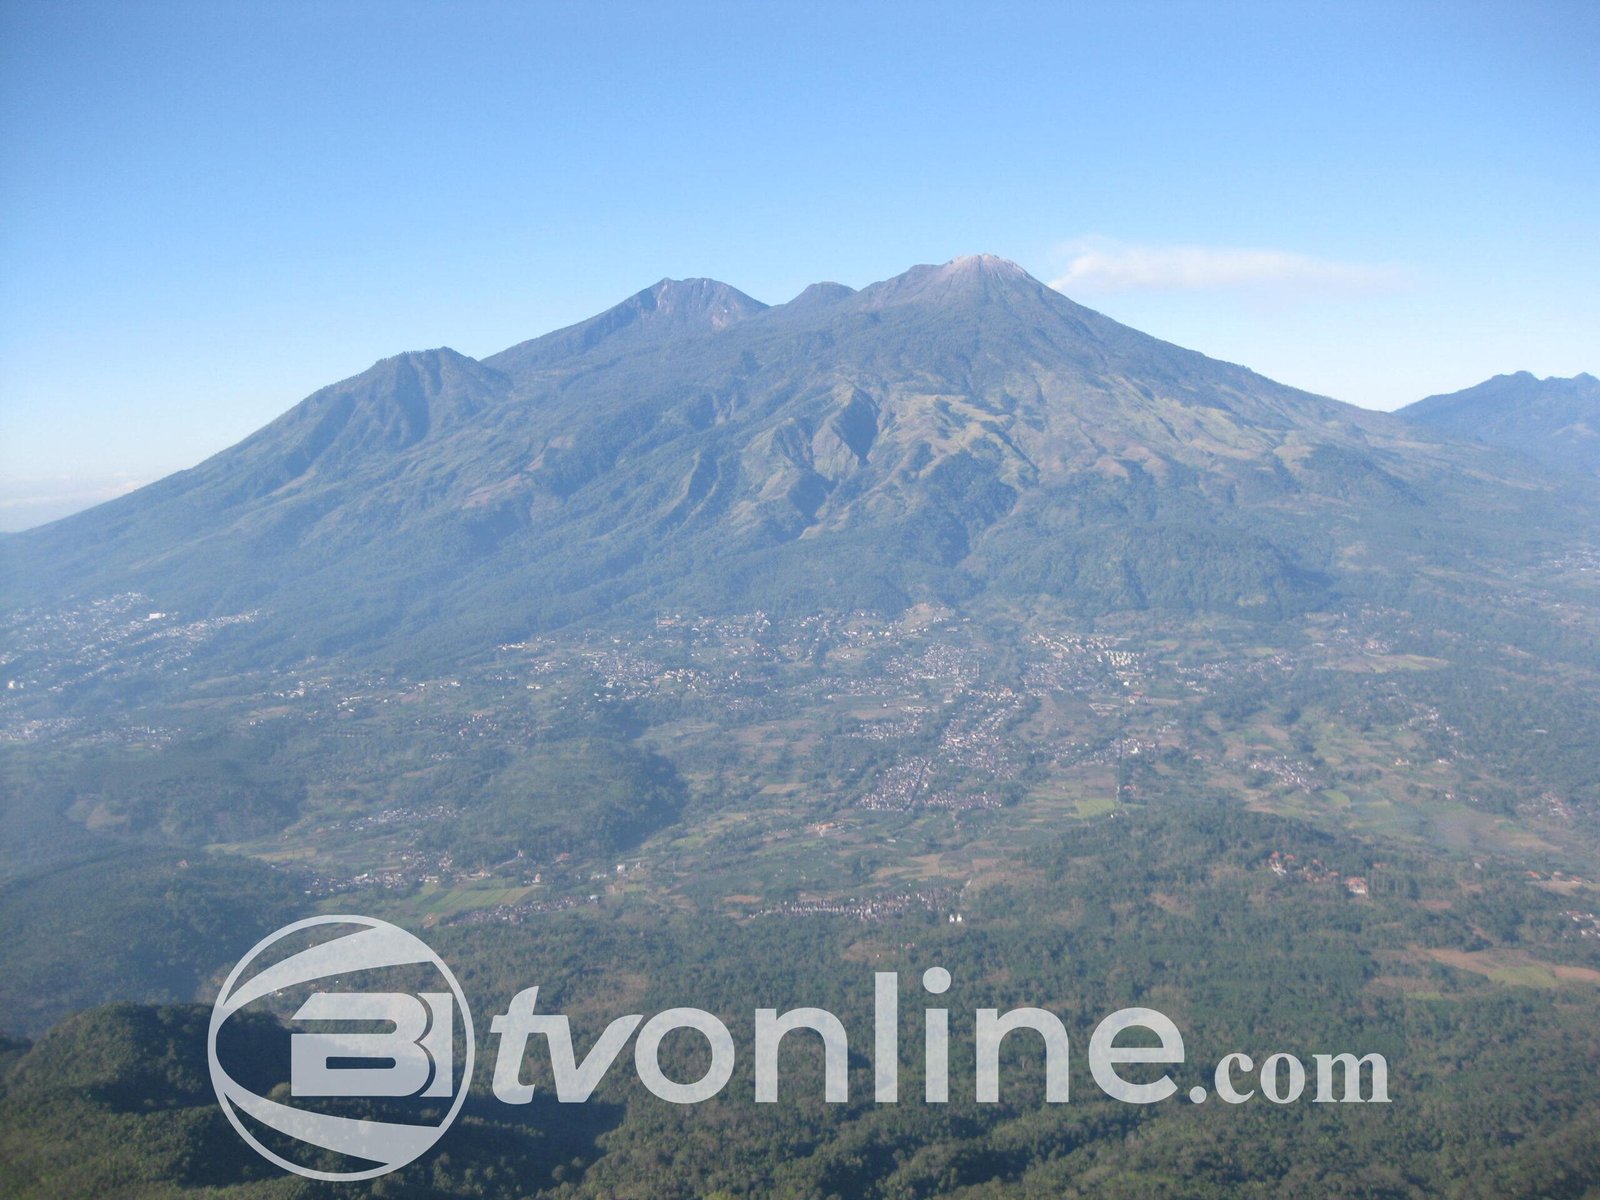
[3,256,1593,665]
[6,260,1600,1199]
[1397,371,1600,478]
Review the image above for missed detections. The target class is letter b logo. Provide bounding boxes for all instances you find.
[208,916,474,1181]
[290,991,456,1098]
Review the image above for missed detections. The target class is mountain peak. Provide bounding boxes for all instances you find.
[858,254,1048,310]
[783,281,857,309]
[641,277,766,328]
[486,276,766,373]
[945,253,1029,277]
[375,345,478,371]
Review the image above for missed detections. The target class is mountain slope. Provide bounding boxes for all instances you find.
[3,257,1592,664]
[1397,371,1600,477]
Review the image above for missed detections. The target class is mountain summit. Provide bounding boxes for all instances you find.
[487,276,768,374]
[3,258,1588,661]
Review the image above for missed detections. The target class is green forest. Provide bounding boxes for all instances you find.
[4,805,1599,1200]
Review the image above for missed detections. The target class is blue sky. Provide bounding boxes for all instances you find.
[1,0,1596,529]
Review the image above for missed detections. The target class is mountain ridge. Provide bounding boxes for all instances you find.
[1397,371,1600,478]
[4,257,1594,665]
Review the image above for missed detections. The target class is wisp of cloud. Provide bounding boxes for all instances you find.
[1050,238,1404,297]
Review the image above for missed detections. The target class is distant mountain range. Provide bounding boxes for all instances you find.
[3,256,1594,664]
[1397,371,1600,478]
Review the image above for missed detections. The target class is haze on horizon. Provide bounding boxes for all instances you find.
[1,0,1596,532]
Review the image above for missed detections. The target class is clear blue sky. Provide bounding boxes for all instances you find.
[2,0,1596,529]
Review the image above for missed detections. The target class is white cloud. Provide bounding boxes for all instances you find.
[1049,238,1404,296]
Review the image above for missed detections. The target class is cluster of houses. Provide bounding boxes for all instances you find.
[1266,850,1369,897]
